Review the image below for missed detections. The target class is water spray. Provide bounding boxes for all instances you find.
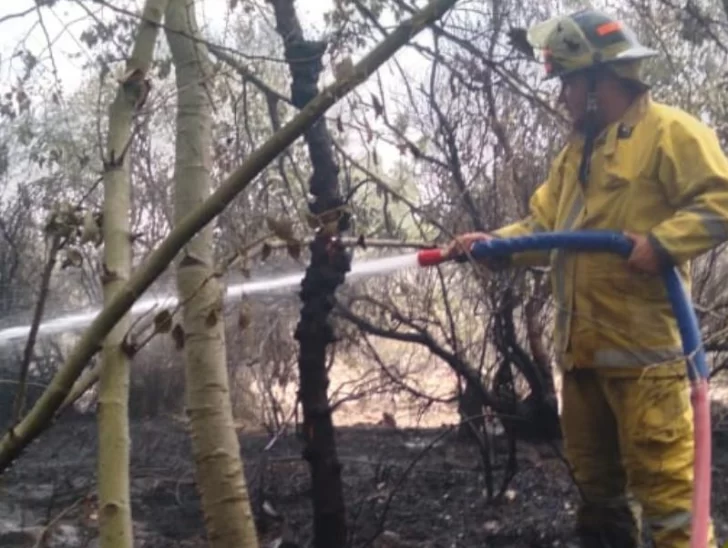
[416,230,711,548]
[0,254,422,345]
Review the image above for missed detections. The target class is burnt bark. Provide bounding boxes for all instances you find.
[492,287,561,442]
[457,376,485,441]
[270,1,350,545]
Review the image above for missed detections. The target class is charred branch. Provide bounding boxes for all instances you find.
[491,287,561,443]
[335,299,501,413]
[12,235,62,423]
[428,48,483,232]
[210,46,293,106]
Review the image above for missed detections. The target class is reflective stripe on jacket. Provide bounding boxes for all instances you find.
[494,93,728,371]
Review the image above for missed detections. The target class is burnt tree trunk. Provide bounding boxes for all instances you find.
[457,374,485,440]
[492,287,561,442]
[270,1,349,546]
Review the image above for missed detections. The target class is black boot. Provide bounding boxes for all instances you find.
[576,504,641,548]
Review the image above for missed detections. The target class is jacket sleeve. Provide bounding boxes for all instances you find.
[491,152,564,267]
[648,116,728,266]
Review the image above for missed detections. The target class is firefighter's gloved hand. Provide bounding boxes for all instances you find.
[624,231,661,275]
[443,232,494,260]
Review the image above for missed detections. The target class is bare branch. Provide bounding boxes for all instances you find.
[0,7,35,26]
[210,46,292,106]
[12,235,62,423]
[335,298,500,412]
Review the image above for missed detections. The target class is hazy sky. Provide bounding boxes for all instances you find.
[0,0,334,92]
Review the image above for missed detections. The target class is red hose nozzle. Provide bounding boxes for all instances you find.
[417,248,447,267]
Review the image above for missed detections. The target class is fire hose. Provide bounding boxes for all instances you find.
[416,230,711,548]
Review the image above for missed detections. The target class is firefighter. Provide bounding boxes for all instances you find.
[445,9,728,548]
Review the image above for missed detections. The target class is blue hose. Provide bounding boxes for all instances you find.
[466,230,709,380]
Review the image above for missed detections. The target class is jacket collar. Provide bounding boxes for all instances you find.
[602,91,651,157]
[567,92,652,156]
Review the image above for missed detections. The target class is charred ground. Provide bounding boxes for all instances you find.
[2,412,727,548]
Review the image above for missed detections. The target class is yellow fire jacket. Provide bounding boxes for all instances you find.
[494,93,728,373]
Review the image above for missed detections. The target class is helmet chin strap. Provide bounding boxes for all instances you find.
[578,69,599,185]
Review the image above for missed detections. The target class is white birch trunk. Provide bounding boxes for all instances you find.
[165,1,259,546]
[98,1,169,546]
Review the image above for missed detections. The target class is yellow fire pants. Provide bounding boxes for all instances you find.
[561,368,716,548]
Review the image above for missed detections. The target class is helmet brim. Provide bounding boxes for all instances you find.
[613,45,660,60]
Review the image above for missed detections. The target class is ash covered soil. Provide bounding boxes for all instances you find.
[2,415,728,548]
